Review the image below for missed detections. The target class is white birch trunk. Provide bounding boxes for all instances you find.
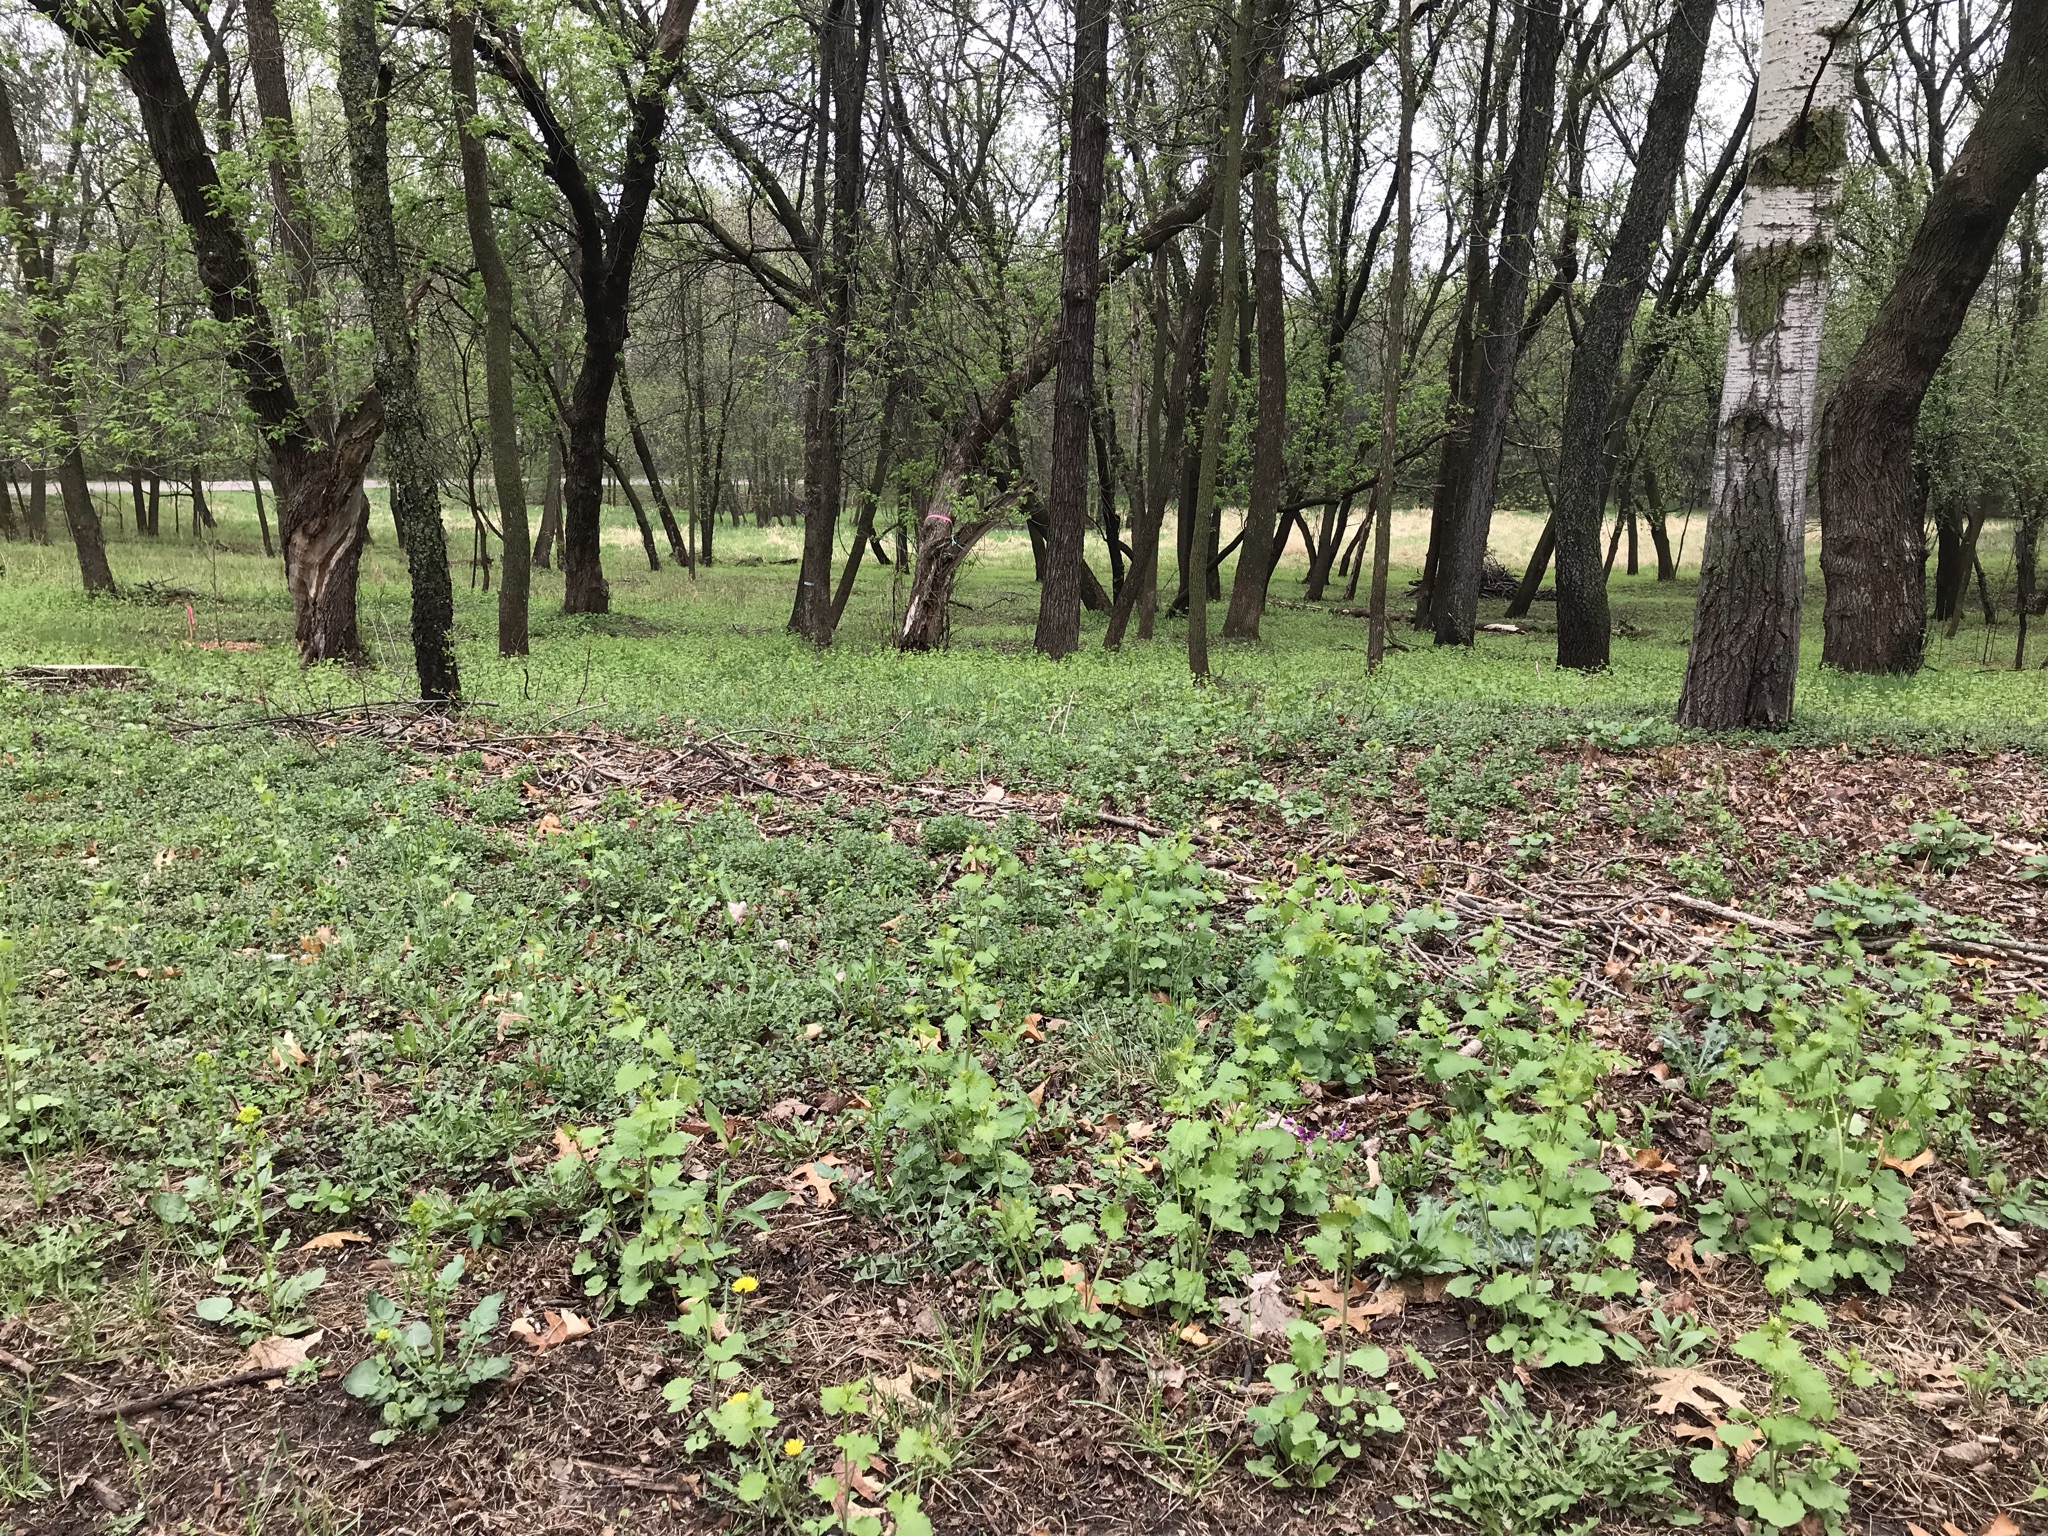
[1677,0,1857,729]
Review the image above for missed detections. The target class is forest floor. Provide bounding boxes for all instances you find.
[1,502,2045,1535]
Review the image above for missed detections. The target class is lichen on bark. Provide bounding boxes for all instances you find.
[1747,105,1848,189]
[1733,236,1831,338]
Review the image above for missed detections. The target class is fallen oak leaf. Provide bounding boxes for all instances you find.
[1645,1366,1747,1419]
[1632,1146,1682,1176]
[1978,1517,2021,1536]
[298,1230,370,1252]
[269,1031,307,1069]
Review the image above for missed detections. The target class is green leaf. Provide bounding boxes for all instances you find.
[194,1295,233,1323]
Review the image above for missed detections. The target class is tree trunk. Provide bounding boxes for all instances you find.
[789,0,878,644]
[1365,0,1412,670]
[1187,0,1255,679]
[36,0,391,657]
[340,0,460,700]
[1677,0,1857,729]
[27,470,47,543]
[1432,0,1561,647]
[607,451,663,571]
[1105,251,1180,649]
[1222,0,1292,642]
[1551,0,1715,668]
[1035,0,1111,657]
[0,471,17,540]
[534,442,562,569]
[619,366,690,568]
[1818,0,2048,675]
[450,7,529,657]
[245,0,335,427]
[0,75,114,595]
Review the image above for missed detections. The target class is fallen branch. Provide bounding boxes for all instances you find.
[1655,891,1813,940]
[83,1366,286,1419]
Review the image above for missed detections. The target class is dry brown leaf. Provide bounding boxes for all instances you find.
[1977,1516,2021,1536]
[1620,1176,1680,1210]
[1646,1366,1748,1419]
[240,1330,322,1378]
[1883,1148,1936,1177]
[509,1308,594,1353]
[1295,1277,1393,1334]
[804,1022,824,1040]
[1665,1234,1723,1276]
[1176,1322,1211,1347]
[534,813,565,837]
[551,1126,586,1164]
[1632,1146,1682,1175]
[787,1155,849,1208]
[298,1230,369,1252]
[872,1366,918,1408]
[269,1031,307,1070]
[1218,1270,1297,1342]
[1058,1260,1102,1313]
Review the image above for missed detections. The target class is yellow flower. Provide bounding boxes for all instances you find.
[235,1104,261,1125]
[782,1437,805,1457]
[725,1390,753,1408]
[731,1275,759,1294]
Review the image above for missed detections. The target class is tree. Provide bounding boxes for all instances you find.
[468,0,699,615]
[33,0,384,659]
[1366,0,1415,670]
[1549,0,1716,670]
[449,6,530,658]
[339,0,459,701]
[1676,0,1858,730]
[0,68,113,595]
[1221,0,1293,642]
[1034,0,1113,658]
[1431,0,1563,647]
[786,0,880,644]
[1817,2,2048,676]
[1186,0,1256,680]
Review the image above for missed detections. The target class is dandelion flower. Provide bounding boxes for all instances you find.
[783,1437,805,1457]
[732,1275,759,1294]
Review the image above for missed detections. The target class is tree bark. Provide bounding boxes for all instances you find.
[533,440,563,570]
[1367,0,1416,669]
[245,0,334,427]
[1221,0,1293,641]
[1677,0,1856,730]
[450,7,529,657]
[1551,0,1715,669]
[1034,0,1112,657]
[1432,0,1562,647]
[1187,0,1256,679]
[789,0,879,643]
[1817,0,2048,675]
[340,0,460,701]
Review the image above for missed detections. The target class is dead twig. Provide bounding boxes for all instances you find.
[82,1365,287,1419]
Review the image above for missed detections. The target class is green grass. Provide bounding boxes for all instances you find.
[1,492,2041,783]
